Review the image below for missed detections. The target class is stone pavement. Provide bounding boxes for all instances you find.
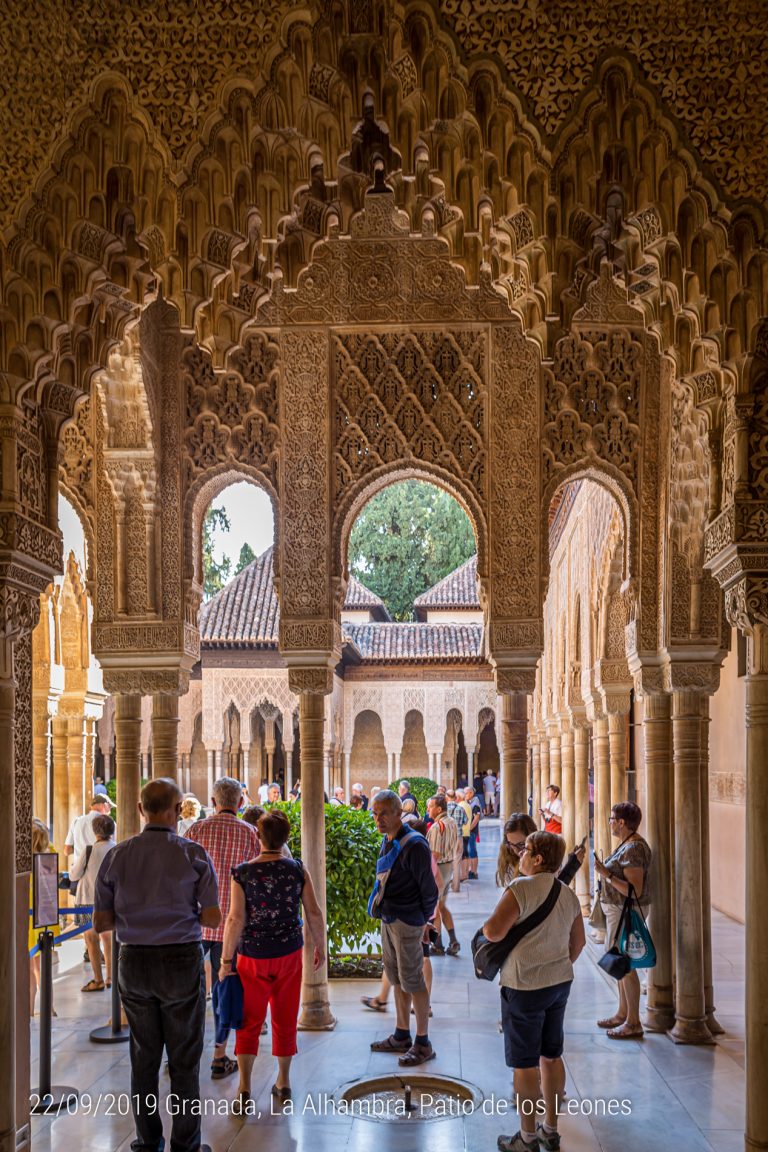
[30,820,744,1152]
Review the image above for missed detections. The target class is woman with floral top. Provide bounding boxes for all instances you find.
[219,810,326,1111]
[593,800,652,1039]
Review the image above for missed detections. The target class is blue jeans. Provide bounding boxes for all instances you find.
[119,942,205,1152]
[203,939,230,1048]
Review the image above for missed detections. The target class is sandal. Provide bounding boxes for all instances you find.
[398,1042,436,1067]
[370,1033,412,1053]
[606,1024,644,1040]
[597,1015,626,1029]
[271,1084,292,1103]
[361,996,388,1012]
[81,979,105,992]
[211,1056,238,1078]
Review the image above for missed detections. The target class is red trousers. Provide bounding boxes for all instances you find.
[235,948,303,1057]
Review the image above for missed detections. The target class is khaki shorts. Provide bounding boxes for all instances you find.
[601,901,622,952]
[437,862,453,906]
[381,920,427,994]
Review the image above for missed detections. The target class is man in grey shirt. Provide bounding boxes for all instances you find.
[94,778,220,1152]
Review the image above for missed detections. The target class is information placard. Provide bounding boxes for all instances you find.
[33,852,59,931]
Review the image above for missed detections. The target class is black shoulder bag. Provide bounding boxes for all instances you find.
[471,879,563,982]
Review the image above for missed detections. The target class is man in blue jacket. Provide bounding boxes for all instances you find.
[369,789,438,1066]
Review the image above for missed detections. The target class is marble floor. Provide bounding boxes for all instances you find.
[29,823,745,1152]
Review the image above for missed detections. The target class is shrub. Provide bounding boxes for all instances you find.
[388,776,439,814]
[268,801,382,956]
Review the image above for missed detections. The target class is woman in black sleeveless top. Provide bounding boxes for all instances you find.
[219,810,326,1110]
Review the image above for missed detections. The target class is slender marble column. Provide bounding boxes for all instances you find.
[547,726,562,793]
[698,694,722,1035]
[32,707,49,823]
[115,695,143,841]
[84,717,95,792]
[500,692,528,819]
[0,644,17,1152]
[538,738,550,829]
[151,694,180,783]
[67,714,85,819]
[241,745,250,793]
[103,750,112,783]
[531,736,541,826]
[592,717,610,864]
[51,716,69,854]
[669,689,712,1044]
[608,711,628,809]
[560,724,575,850]
[745,626,768,1152]
[642,693,676,1032]
[206,749,216,798]
[285,748,293,796]
[573,725,590,911]
[298,691,335,1029]
[344,751,351,802]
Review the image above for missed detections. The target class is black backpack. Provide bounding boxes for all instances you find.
[471,879,563,981]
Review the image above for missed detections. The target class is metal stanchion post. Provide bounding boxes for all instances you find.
[90,933,130,1043]
[30,931,78,1113]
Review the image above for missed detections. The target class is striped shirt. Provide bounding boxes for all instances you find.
[186,812,259,941]
[427,816,460,864]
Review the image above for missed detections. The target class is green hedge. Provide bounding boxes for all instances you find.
[388,776,439,814]
[270,801,382,956]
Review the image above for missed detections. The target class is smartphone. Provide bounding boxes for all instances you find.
[578,835,588,850]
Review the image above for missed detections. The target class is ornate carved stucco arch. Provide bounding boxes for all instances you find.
[542,465,635,600]
[333,460,487,614]
[185,465,278,593]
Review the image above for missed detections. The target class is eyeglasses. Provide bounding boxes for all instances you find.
[507,839,527,852]
[519,845,536,855]
[609,815,622,822]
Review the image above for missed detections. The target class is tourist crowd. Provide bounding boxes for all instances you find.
[32,772,650,1152]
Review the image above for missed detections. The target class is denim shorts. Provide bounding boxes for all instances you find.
[500,980,573,1069]
[462,832,478,859]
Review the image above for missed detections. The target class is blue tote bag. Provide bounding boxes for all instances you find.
[617,886,657,970]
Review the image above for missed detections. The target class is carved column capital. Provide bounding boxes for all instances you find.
[288,667,334,696]
[102,667,190,696]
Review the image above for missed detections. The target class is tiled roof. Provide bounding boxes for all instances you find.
[413,555,480,617]
[344,576,392,621]
[343,622,484,662]
[200,550,392,645]
[200,547,279,647]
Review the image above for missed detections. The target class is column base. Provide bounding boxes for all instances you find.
[643,1005,676,1033]
[298,998,337,1031]
[705,1009,725,1036]
[745,1138,768,1152]
[668,1015,716,1045]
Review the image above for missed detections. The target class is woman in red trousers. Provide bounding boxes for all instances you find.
[219,810,326,1111]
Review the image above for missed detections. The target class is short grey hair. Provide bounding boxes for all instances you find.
[213,776,242,810]
[372,788,401,813]
[398,780,410,791]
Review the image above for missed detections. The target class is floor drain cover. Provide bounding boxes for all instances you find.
[335,1073,483,1120]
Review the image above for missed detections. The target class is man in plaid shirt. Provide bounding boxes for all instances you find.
[186,776,259,1079]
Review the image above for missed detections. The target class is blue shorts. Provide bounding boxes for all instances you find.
[462,831,478,859]
[500,980,573,1069]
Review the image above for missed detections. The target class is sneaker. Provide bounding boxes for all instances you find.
[497,1134,539,1152]
[536,1126,561,1151]
[467,872,478,880]
[446,939,460,956]
[430,943,446,956]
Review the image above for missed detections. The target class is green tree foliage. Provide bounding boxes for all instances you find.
[235,542,257,574]
[203,506,232,599]
[270,801,382,955]
[348,481,475,620]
